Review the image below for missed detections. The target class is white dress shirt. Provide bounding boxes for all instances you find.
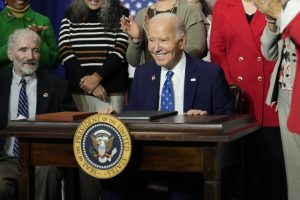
[159,53,186,114]
[3,69,37,156]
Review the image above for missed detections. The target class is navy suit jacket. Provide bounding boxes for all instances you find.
[126,53,233,114]
[0,68,69,151]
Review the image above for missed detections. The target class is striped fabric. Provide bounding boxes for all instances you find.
[14,78,29,156]
[17,79,29,118]
[58,18,129,68]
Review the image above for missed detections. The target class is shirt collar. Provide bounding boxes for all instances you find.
[161,53,186,76]
[12,68,37,85]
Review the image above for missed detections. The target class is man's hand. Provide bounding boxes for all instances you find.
[80,73,101,94]
[92,84,108,102]
[186,109,208,115]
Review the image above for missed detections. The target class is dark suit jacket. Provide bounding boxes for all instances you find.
[126,53,233,114]
[0,68,69,151]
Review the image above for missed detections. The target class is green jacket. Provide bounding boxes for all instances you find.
[0,7,58,69]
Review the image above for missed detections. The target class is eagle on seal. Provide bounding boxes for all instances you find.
[91,130,117,163]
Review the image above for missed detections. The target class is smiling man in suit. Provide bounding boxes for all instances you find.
[126,13,232,115]
[0,29,69,200]
[100,13,233,200]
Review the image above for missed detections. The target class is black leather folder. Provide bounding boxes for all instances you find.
[114,111,178,120]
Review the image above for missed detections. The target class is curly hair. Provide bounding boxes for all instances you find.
[67,0,126,30]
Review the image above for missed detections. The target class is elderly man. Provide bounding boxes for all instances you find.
[101,13,233,200]
[125,13,232,115]
[0,0,58,70]
[0,29,68,200]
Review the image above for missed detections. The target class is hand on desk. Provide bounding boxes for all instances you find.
[186,109,208,115]
[98,108,115,114]
[97,109,207,115]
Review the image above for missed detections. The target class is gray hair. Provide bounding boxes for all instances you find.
[149,13,186,39]
[67,0,126,30]
[7,29,41,51]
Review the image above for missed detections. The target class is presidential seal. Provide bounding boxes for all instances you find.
[73,114,132,179]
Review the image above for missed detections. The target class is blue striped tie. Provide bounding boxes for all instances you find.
[14,79,29,156]
[18,79,29,118]
[160,71,174,111]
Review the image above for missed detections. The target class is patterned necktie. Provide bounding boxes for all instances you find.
[18,79,29,118]
[160,71,174,111]
[14,79,29,156]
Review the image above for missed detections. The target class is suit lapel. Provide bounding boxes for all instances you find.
[251,11,266,42]
[36,71,50,114]
[1,70,13,119]
[184,55,198,112]
[151,64,161,109]
[223,0,260,54]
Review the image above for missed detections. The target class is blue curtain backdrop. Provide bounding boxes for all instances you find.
[30,0,71,39]
[0,1,4,10]
[30,0,72,76]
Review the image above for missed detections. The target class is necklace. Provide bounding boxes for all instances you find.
[153,0,178,16]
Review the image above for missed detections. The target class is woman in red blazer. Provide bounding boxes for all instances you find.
[210,0,286,200]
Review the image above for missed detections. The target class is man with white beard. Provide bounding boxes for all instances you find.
[0,29,69,200]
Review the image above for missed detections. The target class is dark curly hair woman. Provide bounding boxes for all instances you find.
[59,0,129,114]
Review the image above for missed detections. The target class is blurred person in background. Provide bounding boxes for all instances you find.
[210,0,287,199]
[120,0,207,68]
[58,0,129,113]
[58,0,129,199]
[187,0,214,61]
[0,0,58,70]
[254,0,300,199]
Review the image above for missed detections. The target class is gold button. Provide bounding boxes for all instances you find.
[257,76,263,81]
[237,76,243,82]
[238,57,244,62]
[257,56,262,62]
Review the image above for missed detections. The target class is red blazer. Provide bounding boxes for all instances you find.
[210,0,278,126]
[283,13,300,133]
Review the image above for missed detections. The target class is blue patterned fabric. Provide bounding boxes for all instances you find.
[18,79,29,118]
[121,0,154,16]
[160,71,174,111]
[14,79,29,156]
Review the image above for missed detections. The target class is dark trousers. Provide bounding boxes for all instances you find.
[243,127,287,200]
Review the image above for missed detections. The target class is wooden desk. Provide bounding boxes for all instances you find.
[0,114,260,200]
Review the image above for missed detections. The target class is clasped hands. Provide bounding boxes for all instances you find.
[80,73,108,102]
